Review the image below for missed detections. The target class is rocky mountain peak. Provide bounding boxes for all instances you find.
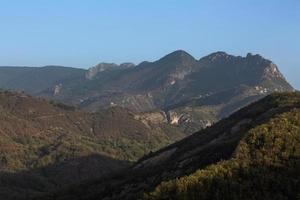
[263,62,285,80]
[119,62,135,68]
[244,53,285,80]
[158,50,196,64]
[86,62,135,80]
[246,52,264,59]
[201,51,230,62]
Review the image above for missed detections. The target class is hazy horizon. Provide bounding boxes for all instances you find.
[0,0,299,88]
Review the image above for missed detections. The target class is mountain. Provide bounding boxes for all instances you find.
[0,90,183,199]
[0,51,297,199]
[41,92,300,200]
[0,66,86,94]
[0,51,293,134]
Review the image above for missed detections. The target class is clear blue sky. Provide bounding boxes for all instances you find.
[0,0,299,88]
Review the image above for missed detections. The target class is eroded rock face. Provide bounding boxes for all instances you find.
[167,111,183,125]
[85,62,135,79]
[85,63,118,79]
[265,63,283,78]
[164,106,218,134]
[134,111,167,127]
[53,83,62,95]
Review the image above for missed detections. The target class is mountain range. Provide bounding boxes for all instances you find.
[0,50,298,199]
[0,50,294,134]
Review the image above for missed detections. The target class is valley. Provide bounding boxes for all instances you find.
[0,51,298,200]
[37,92,300,200]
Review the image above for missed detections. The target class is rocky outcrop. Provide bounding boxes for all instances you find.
[134,111,167,127]
[53,83,62,95]
[85,62,135,79]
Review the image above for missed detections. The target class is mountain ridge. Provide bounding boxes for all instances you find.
[0,50,294,134]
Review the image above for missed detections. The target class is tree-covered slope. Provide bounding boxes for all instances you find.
[0,90,184,199]
[41,92,300,200]
[146,106,300,200]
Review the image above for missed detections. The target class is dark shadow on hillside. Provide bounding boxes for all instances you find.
[0,154,131,200]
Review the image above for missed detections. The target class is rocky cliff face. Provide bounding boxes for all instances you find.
[85,62,135,80]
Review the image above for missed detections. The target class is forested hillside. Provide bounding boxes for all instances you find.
[39,92,300,200]
[0,90,183,199]
[146,105,300,200]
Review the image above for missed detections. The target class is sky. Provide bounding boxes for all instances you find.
[0,0,299,89]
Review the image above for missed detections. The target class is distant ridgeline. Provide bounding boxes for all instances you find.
[0,51,294,134]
